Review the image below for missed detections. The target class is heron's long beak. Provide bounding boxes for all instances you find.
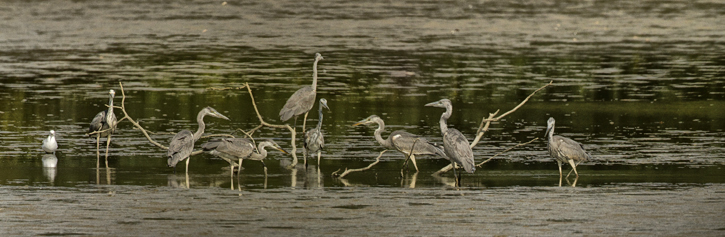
[215,113,231,121]
[545,126,552,137]
[322,103,330,111]
[352,120,367,127]
[424,101,437,107]
[275,146,289,155]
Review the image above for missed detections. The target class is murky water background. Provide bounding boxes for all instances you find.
[0,0,724,235]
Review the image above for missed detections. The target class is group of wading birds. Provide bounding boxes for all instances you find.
[41,53,592,187]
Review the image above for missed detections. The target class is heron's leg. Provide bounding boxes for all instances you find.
[302,111,309,139]
[566,160,582,178]
[261,160,268,177]
[95,135,101,170]
[237,159,243,176]
[566,159,579,178]
[104,134,112,168]
[304,148,308,168]
[317,150,322,166]
[557,160,563,187]
[409,154,419,172]
[451,162,459,187]
[229,163,234,190]
[185,157,190,174]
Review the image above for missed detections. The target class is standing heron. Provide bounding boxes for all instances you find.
[304,98,330,167]
[352,115,447,172]
[202,139,288,177]
[545,117,591,186]
[42,130,58,154]
[425,99,475,184]
[279,53,324,134]
[167,107,230,174]
[89,89,117,168]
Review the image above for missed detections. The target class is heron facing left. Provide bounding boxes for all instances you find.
[42,130,58,154]
[167,107,230,174]
[545,117,591,186]
[304,98,330,167]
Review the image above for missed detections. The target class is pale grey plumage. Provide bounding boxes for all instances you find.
[42,130,58,154]
[279,53,324,123]
[42,154,58,168]
[304,98,330,166]
[545,117,591,180]
[89,90,117,137]
[425,99,476,176]
[202,138,288,175]
[167,107,230,173]
[353,115,447,172]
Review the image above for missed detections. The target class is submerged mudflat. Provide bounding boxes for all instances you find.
[1,184,723,236]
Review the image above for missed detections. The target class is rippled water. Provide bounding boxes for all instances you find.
[2,0,724,235]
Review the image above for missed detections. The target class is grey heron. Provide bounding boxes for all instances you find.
[425,99,475,184]
[89,89,117,168]
[202,139,288,176]
[279,53,324,133]
[545,117,591,186]
[42,130,58,154]
[167,106,230,174]
[352,115,447,172]
[304,98,330,167]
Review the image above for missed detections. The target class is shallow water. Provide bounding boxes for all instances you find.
[0,0,724,235]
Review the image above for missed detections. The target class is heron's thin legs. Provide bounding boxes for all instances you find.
[261,161,268,177]
[96,135,101,169]
[566,160,582,178]
[557,160,563,187]
[185,157,190,174]
[302,111,309,140]
[317,150,322,166]
[409,154,419,172]
[237,159,243,176]
[566,159,579,178]
[451,162,459,187]
[229,164,234,190]
[105,134,112,168]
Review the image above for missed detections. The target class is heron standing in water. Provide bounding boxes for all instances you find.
[545,117,591,186]
[42,130,58,154]
[353,115,447,172]
[202,139,288,177]
[167,107,230,174]
[279,53,324,134]
[425,99,475,185]
[304,98,330,168]
[89,89,117,168]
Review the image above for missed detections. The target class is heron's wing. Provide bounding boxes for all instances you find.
[167,130,194,167]
[279,86,316,121]
[219,138,255,158]
[305,128,324,152]
[89,111,106,133]
[552,135,590,161]
[443,129,476,173]
[390,130,441,157]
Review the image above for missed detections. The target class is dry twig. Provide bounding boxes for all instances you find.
[331,150,388,179]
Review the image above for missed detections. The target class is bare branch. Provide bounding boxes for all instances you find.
[470,80,552,148]
[476,138,539,167]
[206,85,248,91]
[332,150,388,179]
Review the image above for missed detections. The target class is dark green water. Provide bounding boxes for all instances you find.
[0,0,723,190]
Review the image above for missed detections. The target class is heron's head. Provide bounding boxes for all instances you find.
[203,107,230,121]
[319,98,330,111]
[315,53,324,62]
[424,99,451,109]
[49,130,55,136]
[545,117,555,136]
[261,139,288,155]
[352,115,381,127]
[109,89,116,98]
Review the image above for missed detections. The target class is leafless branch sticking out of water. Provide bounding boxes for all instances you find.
[435,81,553,174]
[332,150,388,179]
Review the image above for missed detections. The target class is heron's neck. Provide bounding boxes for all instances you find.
[547,126,554,141]
[252,143,268,159]
[439,107,452,135]
[373,120,392,149]
[106,96,114,122]
[312,59,319,91]
[193,112,206,141]
[316,106,324,129]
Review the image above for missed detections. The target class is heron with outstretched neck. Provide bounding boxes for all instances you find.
[89,89,117,168]
[167,107,230,174]
[545,117,591,187]
[425,99,475,185]
[353,115,447,172]
[202,138,288,177]
[42,130,58,154]
[304,98,330,168]
[279,53,324,135]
